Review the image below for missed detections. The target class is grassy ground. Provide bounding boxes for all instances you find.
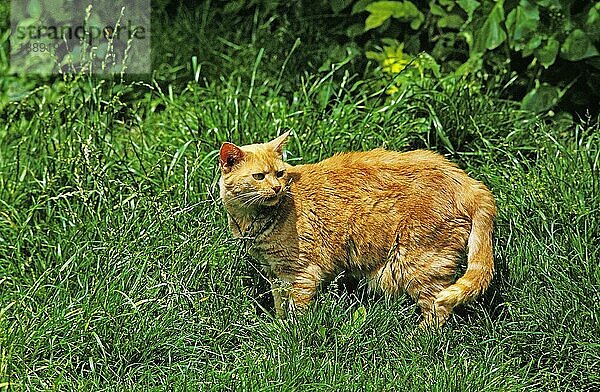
[1,6,600,391]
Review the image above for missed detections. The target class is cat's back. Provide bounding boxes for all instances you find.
[326,148,450,169]
[290,148,462,180]
[286,148,478,217]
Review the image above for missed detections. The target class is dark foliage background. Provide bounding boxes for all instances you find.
[149,0,599,117]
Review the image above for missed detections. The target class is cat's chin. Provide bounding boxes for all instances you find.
[261,196,281,206]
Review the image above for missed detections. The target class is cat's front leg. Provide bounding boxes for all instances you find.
[270,278,290,318]
[287,265,322,314]
[270,278,313,318]
[271,265,322,317]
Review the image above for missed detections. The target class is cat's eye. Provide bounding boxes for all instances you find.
[252,173,265,180]
[276,170,285,178]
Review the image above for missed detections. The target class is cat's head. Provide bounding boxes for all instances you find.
[219,132,290,209]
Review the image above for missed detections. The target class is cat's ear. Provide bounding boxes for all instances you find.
[269,131,290,155]
[220,142,245,173]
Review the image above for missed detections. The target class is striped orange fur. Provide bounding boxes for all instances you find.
[219,132,496,327]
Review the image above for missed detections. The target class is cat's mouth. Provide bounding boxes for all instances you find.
[261,193,282,205]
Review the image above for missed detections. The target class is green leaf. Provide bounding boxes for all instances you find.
[438,14,465,29]
[472,0,507,55]
[365,1,422,20]
[391,1,421,19]
[352,0,375,14]
[560,29,599,61]
[588,4,600,26]
[526,35,543,50]
[506,0,539,44]
[365,1,404,16]
[351,305,367,327]
[439,0,455,10]
[410,13,425,29]
[586,3,600,40]
[521,83,560,113]
[318,59,332,72]
[459,30,474,48]
[534,37,559,68]
[429,2,447,17]
[364,1,424,31]
[457,0,480,20]
[317,326,327,339]
[505,9,516,36]
[521,35,542,57]
[365,11,392,30]
[535,0,560,7]
[381,38,400,46]
[364,1,399,30]
[365,50,385,61]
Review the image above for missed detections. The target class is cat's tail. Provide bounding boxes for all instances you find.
[434,181,496,322]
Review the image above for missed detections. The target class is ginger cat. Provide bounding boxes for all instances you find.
[219,132,496,327]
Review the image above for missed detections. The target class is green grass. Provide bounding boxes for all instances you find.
[1,18,600,391]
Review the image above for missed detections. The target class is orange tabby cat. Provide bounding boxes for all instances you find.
[219,132,496,327]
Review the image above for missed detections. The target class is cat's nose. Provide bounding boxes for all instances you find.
[272,185,281,193]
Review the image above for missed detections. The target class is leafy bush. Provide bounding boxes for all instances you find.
[339,0,600,114]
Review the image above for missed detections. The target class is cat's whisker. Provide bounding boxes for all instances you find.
[225,192,253,203]
[224,194,252,207]
[240,196,258,207]
[224,197,245,207]
[242,193,265,207]
[227,190,269,207]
